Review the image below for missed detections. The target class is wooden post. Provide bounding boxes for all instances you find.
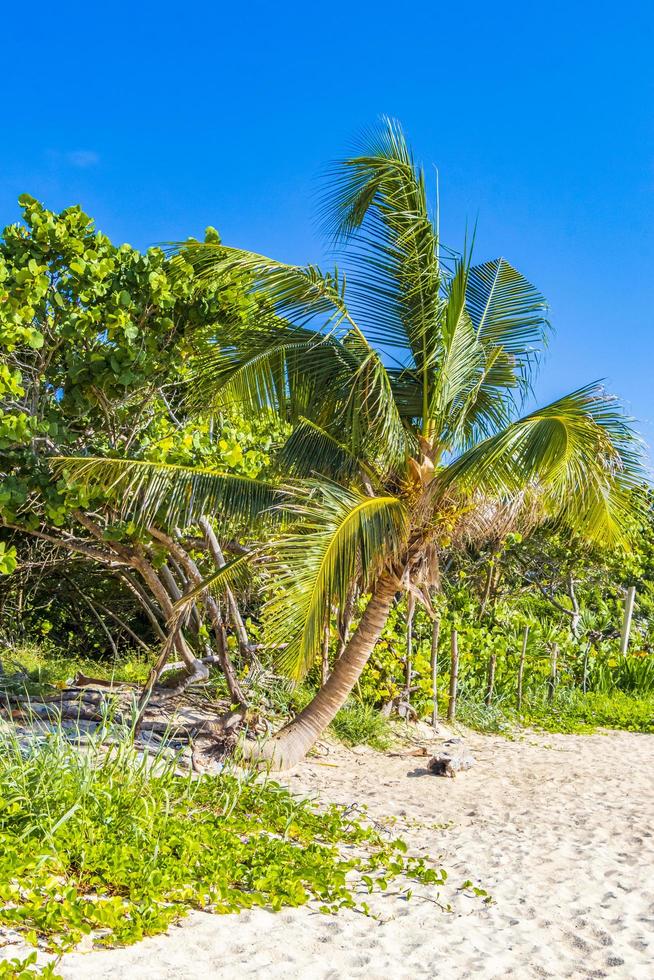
[485,652,497,707]
[517,625,529,710]
[430,617,441,727]
[547,644,558,703]
[447,628,459,722]
[405,594,415,704]
[321,619,330,686]
[582,639,591,694]
[619,586,636,656]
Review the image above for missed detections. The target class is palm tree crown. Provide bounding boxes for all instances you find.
[56,119,644,764]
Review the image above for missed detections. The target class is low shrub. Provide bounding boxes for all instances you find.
[587,654,654,696]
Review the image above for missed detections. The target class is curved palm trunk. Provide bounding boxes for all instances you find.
[247,572,399,769]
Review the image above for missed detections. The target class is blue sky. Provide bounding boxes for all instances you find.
[2,0,653,456]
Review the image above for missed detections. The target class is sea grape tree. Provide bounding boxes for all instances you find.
[0,197,283,694]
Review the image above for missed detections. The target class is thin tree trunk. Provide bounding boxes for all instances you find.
[131,553,200,675]
[199,516,252,656]
[430,617,440,727]
[92,598,153,654]
[63,576,119,660]
[15,511,203,692]
[485,652,497,707]
[245,572,399,769]
[163,561,202,636]
[71,509,201,677]
[517,625,529,710]
[115,570,167,641]
[151,528,247,705]
[478,561,494,620]
[8,519,130,567]
[447,628,459,722]
[566,572,581,638]
[161,560,183,601]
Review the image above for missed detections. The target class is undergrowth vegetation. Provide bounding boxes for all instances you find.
[4,643,653,746]
[0,726,445,976]
[0,644,151,693]
[2,645,398,750]
[453,689,654,735]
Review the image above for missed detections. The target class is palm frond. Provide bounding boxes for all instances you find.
[179,243,349,328]
[51,457,281,531]
[466,257,550,372]
[172,553,253,613]
[277,416,380,485]
[431,256,550,451]
[337,330,413,468]
[320,116,442,373]
[387,368,424,420]
[187,324,409,472]
[428,257,484,438]
[174,239,411,469]
[186,322,353,419]
[434,384,644,545]
[438,344,521,450]
[265,483,407,679]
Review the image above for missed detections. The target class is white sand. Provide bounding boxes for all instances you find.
[52,730,654,978]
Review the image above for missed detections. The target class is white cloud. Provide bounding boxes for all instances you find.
[66,150,100,169]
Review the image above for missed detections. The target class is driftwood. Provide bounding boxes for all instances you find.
[71,672,135,689]
[427,739,475,778]
[0,668,264,771]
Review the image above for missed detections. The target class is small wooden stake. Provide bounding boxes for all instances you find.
[447,628,459,722]
[517,625,529,710]
[582,639,591,694]
[485,652,497,707]
[321,620,330,686]
[430,617,441,727]
[405,594,415,703]
[619,586,636,656]
[547,644,558,703]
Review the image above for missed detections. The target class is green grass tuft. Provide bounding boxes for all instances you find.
[330,702,394,750]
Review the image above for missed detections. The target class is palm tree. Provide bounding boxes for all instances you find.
[56,119,644,768]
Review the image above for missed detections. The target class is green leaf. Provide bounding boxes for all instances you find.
[26,329,44,350]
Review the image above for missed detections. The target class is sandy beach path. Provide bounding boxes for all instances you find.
[60,729,654,980]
